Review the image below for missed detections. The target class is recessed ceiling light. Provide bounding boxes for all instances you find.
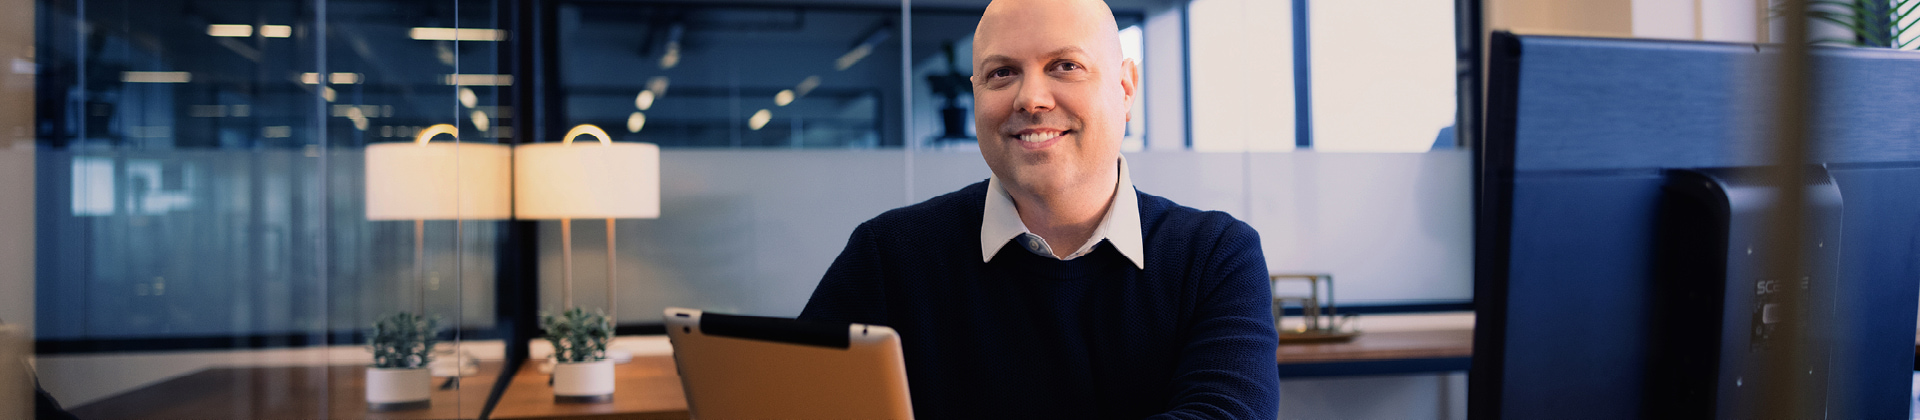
[635,90,655,111]
[122,71,191,83]
[409,27,507,41]
[748,109,772,131]
[627,112,647,133]
[260,25,292,38]
[443,74,512,86]
[207,24,251,37]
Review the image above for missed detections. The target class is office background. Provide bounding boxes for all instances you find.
[0,0,1858,419]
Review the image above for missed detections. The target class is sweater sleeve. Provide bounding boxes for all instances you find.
[797,221,888,325]
[1151,219,1280,420]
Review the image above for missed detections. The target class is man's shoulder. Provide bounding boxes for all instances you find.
[1136,189,1258,250]
[1137,190,1249,233]
[859,180,989,233]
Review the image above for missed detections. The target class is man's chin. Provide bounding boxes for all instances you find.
[1001,168,1080,197]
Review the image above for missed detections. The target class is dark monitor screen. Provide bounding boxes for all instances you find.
[1472,32,1920,419]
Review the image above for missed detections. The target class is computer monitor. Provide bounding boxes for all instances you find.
[1472,32,1920,419]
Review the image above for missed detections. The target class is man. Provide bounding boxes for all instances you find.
[799,0,1278,418]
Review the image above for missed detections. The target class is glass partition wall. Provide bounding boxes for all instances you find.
[11,0,1477,417]
[26,0,506,416]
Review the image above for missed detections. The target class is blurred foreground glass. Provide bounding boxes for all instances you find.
[28,0,505,416]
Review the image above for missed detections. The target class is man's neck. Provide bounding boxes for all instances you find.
[1006,167,1119,259]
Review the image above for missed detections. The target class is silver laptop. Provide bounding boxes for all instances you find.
[664,307,914,419]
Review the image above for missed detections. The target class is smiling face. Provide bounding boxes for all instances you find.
[972,0,1138,201]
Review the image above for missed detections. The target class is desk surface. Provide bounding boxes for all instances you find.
[70,362,500,420]
[71,329,1473,419]
[488,355,689,420]
[1277,329,1474,363]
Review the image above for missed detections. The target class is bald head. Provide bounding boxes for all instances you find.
[973,0,1125,75]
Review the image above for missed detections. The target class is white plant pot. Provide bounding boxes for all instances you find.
[552,359,615,403]
[365,367,431,411]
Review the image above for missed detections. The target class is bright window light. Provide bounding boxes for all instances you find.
[409,27,507,41]
[207,24,251,37]
[1311,0,1454,152]
[1119,25,1143,64]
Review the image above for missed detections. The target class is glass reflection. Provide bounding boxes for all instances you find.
[29,0,505,416]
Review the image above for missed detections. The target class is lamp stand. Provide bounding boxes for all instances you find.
[561,218,573,309]
[606,218,617,325]
[415,219,426,314]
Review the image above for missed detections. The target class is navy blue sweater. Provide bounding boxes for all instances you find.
[800,181,1279,419]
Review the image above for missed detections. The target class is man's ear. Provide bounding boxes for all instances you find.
[1120,58,1140,120]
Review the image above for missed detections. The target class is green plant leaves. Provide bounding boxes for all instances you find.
[1777,0,1920,49]
[541,307,613,363]
[370,312,440,369]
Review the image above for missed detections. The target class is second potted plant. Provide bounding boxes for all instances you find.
[544,307,615,403]
[367,312,438,411]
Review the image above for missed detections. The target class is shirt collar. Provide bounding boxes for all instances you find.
[980,155,1146,269]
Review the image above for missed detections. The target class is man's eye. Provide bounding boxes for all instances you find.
[989,68,1014,78]
[1057,62,1081,72]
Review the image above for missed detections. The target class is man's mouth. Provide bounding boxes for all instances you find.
[1016,130,1070,143]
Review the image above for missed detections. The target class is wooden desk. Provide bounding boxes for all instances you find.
[70,330,1473,418]
[488,356,689,420]
[71,362,501,420]
[1275,329,1474,378]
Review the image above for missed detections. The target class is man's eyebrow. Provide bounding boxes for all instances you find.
[1044,46,1089,58]
[976,47,1091,68]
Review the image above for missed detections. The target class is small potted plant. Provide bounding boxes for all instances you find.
[366,312,438,411]
[543,307,615,403]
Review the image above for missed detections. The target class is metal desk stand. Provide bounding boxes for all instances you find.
[1271,273,1360,343]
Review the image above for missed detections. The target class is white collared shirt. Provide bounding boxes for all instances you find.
[980,155,1145,270]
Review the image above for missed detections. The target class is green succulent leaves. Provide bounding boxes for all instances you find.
[370,312,440,369]
[542,307,614,363]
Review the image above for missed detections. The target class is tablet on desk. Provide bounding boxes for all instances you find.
[664,307,914,419]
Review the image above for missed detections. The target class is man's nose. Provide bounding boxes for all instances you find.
[1013,76,1055,114]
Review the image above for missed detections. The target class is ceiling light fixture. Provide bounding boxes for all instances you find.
[409,27,507,41]
[835,24,892,71]
[748,109,772,131]
[471,110,490,132]
[207,24,252,37]
[635,90,655,111]
[460,88,479,109]
[301,72,361,85]
[795,76,821,97]
[443,74,513,86]
[647,77,670,96]
[122,71,191,83]
[627,112,646,133]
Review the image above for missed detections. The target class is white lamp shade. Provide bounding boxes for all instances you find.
[364,142,514,220]
[513,142,660,219]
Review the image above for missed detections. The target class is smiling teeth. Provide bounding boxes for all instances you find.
[1019,132,1062,143]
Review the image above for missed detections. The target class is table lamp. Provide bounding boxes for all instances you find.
[513,124,660,329]
[365,123,513,313]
